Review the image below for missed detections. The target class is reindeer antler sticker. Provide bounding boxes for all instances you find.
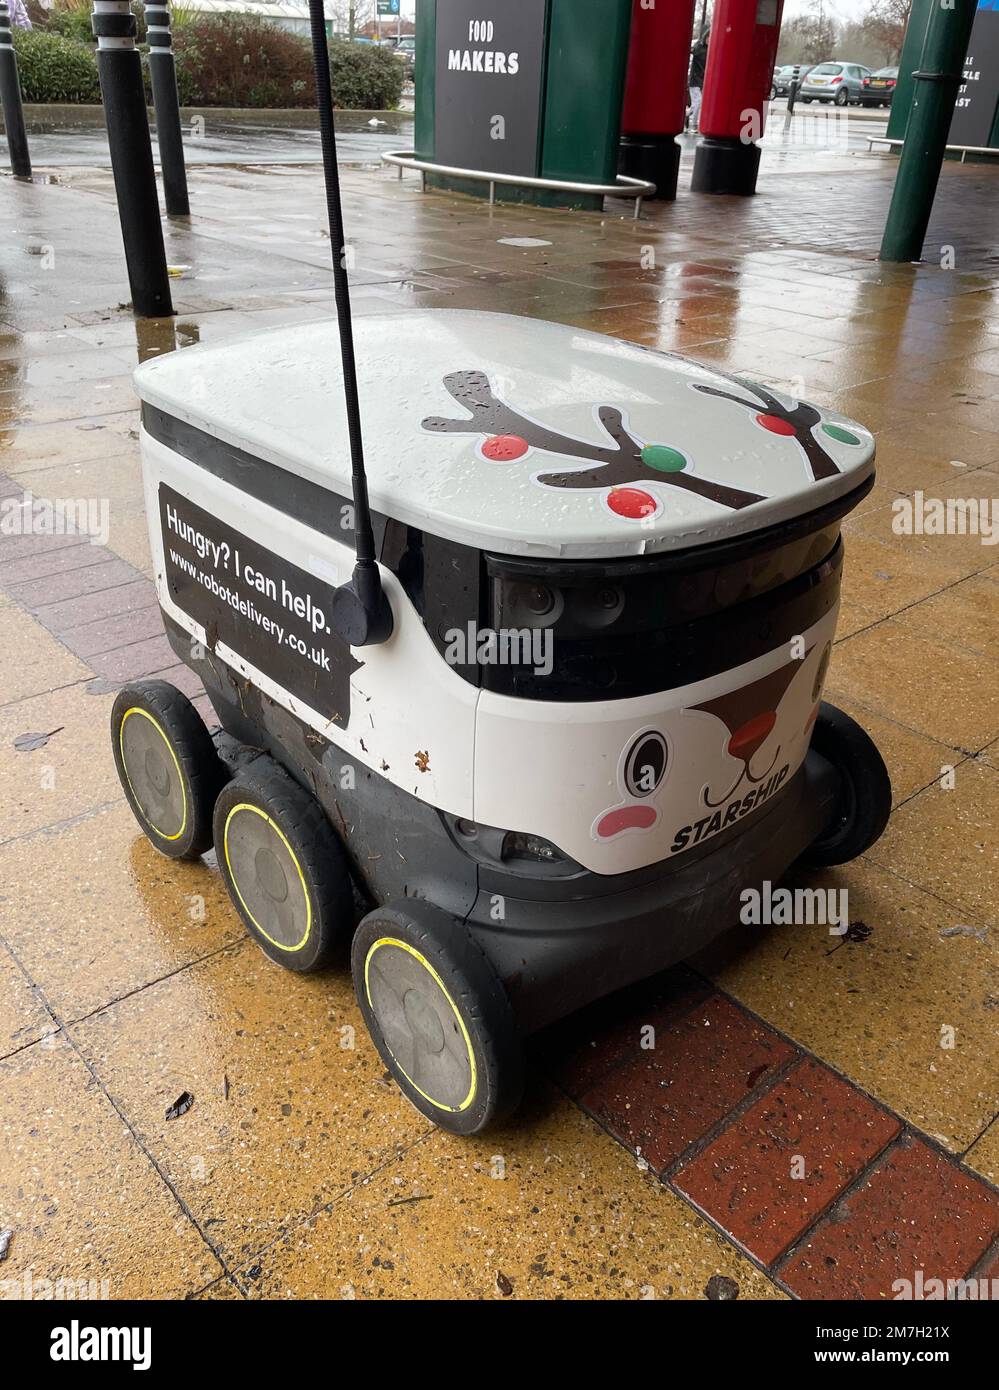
[422,370,765,521]
[689,372,861,483]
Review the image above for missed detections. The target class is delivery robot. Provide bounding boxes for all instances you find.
[116,307,891,1133]
[111,8,890,1134]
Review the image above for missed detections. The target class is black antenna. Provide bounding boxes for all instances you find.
[308,1,393,647]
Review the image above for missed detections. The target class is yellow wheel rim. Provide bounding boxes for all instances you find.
[119,707,188,841]
[223,803,312,953]
[364,937,478,1114]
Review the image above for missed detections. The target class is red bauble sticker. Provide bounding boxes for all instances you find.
[756,413,796,437]
[607,487,658,520]
[481,434,529,461]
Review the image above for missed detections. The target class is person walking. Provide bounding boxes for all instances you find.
[8,0,32,28]
[688,27,710,132]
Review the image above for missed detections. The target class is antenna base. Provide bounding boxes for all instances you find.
[331,564,394,647]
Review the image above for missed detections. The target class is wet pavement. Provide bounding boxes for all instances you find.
[1,131,998,1300]
[20,101,888,169]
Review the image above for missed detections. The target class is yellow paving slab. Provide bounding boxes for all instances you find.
[966,1118,999,1185]
[694,859,999,1152]
[822,694,962,808]
[12,452,146,566]
[0,597,90,705]
[0,942,56,1059]
[827,619,999,750]
[870,759,999,931]
[0,683,120,842]
[70,940,430,1265]
[851,496,999,578]
[838,530,970,625]
[0,1035,221,1298]
[878,417,999,468]
[0,802,245,1021]
[243,1089,783,1301]
[1,415,139,474]
[893,573,999,659]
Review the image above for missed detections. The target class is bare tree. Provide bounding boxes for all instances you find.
[863,0,913,63]
[327,1,376,39]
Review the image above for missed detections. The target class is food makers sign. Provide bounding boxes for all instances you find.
[949,0,999,148]
[434,0,548,176]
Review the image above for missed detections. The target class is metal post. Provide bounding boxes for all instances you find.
[145,0,189,216]
[0,0,31,179]
[880,0,977,263]
[92,0,173,316]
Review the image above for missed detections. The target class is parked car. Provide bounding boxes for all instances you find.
[861,66,899,106]
[800,61,872,106]
[393,34,415,80]
[771,64,811,98]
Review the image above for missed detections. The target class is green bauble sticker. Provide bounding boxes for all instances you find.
[822,423,861,446]
[641,443,687,472]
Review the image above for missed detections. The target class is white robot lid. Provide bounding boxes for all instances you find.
[134,309,875,560]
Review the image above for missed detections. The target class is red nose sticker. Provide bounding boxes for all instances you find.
[596,805,658,839]
[728,710,777,760]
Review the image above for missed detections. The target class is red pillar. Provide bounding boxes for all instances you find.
[619,0,698,200]
[691,0,784,195]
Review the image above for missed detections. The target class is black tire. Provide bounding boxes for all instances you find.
[352,903,524,1135]
[213,759,354,972]
[112,680,226,860]
[802,96,813,103]
[802,703,892,867]
[835,88,849,106]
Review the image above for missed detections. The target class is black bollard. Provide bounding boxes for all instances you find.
[0,0,31,179]
[145,0,189,216]
[92,0,172,316]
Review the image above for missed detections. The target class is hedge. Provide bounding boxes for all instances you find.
[12,17,404,109]
[12,30,101,104]
[172,20,403,109]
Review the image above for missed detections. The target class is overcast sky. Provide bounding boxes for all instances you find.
[396,0,876,23]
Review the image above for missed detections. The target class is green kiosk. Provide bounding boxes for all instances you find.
[403,0,650,212]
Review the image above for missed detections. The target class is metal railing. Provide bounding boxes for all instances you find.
[381,150,656,219]
[867,134,999,162]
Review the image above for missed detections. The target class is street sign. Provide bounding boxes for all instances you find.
[377,0,401,15]
[434,0,548,177]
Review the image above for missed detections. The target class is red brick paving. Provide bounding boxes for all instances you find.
[779,1138,999,1299]
[674,1058,901,1266]
[39,579,159,634]
[0,466,181,704]
[542,964,712,1097]
[578,993,795,1174]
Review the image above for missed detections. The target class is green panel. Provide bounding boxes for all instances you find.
[414,0,436,161]
[887,0,934,142]
[540,0,632,185]
[989,99,999,148]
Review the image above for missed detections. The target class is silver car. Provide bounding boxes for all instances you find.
[800,61,872,106]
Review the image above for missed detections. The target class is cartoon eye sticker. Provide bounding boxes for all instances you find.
[624,731,669,798]
[592,727,671,841]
